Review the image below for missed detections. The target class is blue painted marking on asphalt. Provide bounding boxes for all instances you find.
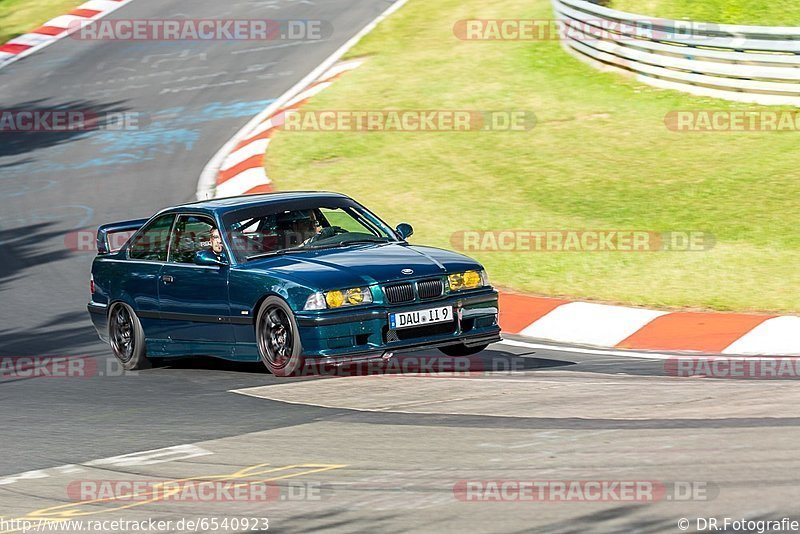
[0,98,276,176]
[196,100,274,121]
[85,126,200,155]
[0,179,56,198]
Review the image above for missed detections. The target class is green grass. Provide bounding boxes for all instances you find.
[266,0,800,313]
[0,0,85,45]
[609,0,800,26]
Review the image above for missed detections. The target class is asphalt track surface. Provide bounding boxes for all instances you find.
[1,1,799,533]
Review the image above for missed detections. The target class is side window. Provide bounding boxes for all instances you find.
[128,214,175,261]
[170,215,216,264]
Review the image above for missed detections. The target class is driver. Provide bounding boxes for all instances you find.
[208,228,227,262]
[296,211,323,245]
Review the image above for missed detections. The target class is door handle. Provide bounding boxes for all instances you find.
[161,275,174,284]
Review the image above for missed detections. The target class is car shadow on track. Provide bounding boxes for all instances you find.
[0,223,74,292]
[0,312,105,359]
[149,347,576,380]
[152,356,268,374]
[0,99,132,158]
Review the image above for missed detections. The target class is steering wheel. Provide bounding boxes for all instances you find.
[304,226,348,245]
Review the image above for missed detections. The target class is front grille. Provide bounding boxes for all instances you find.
[417,278,443,300]
[384,321,457,342]
[384,282,414,304]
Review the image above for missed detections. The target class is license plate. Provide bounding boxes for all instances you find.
[389,306,453,330]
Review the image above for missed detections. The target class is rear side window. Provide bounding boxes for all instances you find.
[128,214,175,261]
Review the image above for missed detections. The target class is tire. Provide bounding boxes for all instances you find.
[256,296,304,376]
[108,302,150,371]
[438,342,489,357]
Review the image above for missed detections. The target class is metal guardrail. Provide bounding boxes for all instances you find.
[552,0,800,105]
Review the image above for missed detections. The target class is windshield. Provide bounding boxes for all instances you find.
[221,200,397,262]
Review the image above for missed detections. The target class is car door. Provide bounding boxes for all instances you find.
[123,213,175,339]
[158,213,234,347]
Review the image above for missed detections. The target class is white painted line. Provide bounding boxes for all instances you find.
[499,338,679,360]
[215,167,269,198]
[0,444,212,486]
[246,117,281,139]
[84,444,212,468]
[499,338,793,360]
[197,0,410,199]
[53,465,84,474]
[221,139,270,171]
[519,302,667,347]
[722,316,800,355]
[319,59,365,82]
[281,80,333,109]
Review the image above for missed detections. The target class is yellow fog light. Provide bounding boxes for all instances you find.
[448,270,483,292]
[326,290,345,308]
[464,270,482,288]
[323,287,373,308]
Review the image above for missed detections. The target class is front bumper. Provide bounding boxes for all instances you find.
[295,289,500,361]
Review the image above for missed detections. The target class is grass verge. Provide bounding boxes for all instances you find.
[0,0,85,45]
[267,0,800,313]
[609,0,800,26]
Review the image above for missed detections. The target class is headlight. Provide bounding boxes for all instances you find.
[304,287,373,310]
[447,270,487,292]
[304,292,327,310]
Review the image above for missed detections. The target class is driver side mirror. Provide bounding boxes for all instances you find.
[396,223,414,240]
[195,250,227,267]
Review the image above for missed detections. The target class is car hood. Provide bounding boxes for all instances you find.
[241,242,482,289]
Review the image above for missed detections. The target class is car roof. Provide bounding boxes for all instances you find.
[159,191,352,217]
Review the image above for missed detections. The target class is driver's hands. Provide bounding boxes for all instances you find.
[302,226,346,246]
[318,226,338,239]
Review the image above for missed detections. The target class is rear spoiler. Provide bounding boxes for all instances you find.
[96,218,149,254]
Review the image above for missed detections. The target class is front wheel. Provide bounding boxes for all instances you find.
[438,342,489,357]
[256,296,304,376]
[108,302,149,370]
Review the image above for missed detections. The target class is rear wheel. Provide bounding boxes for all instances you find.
[256,296,304,376]
[108,302,149,370]
[438,342,489,357]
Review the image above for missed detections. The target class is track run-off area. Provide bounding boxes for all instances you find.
[1,0,799,532]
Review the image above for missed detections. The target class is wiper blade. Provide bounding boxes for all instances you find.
[293,240,387,252]
[334,239,391,247]
[245,248,306,261]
